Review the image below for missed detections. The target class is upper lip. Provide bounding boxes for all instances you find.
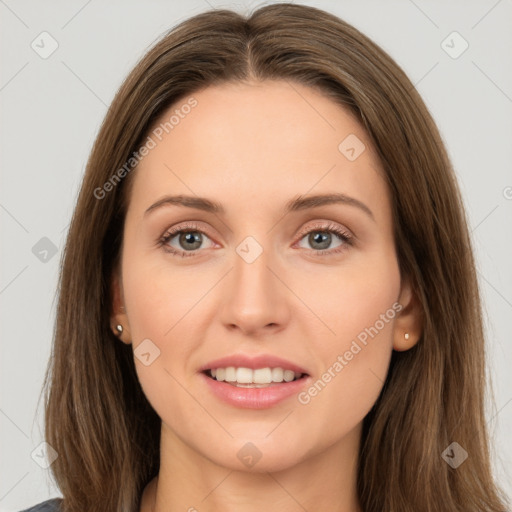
[199,353,309,375]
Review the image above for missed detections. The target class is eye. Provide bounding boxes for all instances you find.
[158,222,215,257]
[295,221,353,256]
[158,221,353,258]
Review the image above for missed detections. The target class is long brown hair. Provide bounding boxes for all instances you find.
[41,3,509,511]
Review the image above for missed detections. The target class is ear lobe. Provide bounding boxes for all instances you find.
[110,271,132,345]
[393,276,423,351]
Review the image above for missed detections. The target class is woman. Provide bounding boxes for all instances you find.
[21,3,509,511]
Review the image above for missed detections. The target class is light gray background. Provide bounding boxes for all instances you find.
[1,0,511,510]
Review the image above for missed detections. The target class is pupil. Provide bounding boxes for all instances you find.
[181,232,201,250]
[310,232,330,250]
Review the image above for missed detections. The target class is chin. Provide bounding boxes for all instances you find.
[201,434,309,474]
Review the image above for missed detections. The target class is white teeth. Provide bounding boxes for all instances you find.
[271,367,283,382]
[254,368,272,384]
[283,369,295,382]
[225,367,236,381]
[208,366,303,384]
[236,367,253,383]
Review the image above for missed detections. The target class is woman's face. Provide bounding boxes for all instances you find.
[115,80,410,472]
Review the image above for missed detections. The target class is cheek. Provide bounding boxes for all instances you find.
[120,244,224,401]
[121,260,205,425]
[122,251,207,343]
[295,245,400,352]
[294,249,400,421]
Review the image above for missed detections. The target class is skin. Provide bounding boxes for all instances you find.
[111,80,422,512]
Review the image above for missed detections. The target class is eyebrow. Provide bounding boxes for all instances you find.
[144,192,374,220]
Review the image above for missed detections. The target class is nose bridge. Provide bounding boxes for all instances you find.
[233,234,277,303]
[220,233,288,332]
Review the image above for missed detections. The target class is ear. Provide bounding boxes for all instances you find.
[110,269,132,345]
[393,275,423,351]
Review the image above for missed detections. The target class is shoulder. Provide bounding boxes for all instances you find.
[19,497,62,512]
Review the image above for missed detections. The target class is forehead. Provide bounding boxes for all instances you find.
[128,80,388,220]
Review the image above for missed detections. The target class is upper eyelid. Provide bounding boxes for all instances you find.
[295,221,351,237]
[163,221,215,241]
[162,220,352,245]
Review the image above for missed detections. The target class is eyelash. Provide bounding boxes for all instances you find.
[157,221,353,258]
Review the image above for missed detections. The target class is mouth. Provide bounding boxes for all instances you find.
[202,367,309,388]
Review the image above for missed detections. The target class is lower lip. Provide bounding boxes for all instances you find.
[200,372,310,409]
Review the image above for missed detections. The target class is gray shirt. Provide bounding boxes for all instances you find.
[19,498,62,511]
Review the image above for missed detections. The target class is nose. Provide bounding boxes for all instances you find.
[219,240,290,336]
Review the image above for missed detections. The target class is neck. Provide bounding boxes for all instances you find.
[141,422,363,512]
